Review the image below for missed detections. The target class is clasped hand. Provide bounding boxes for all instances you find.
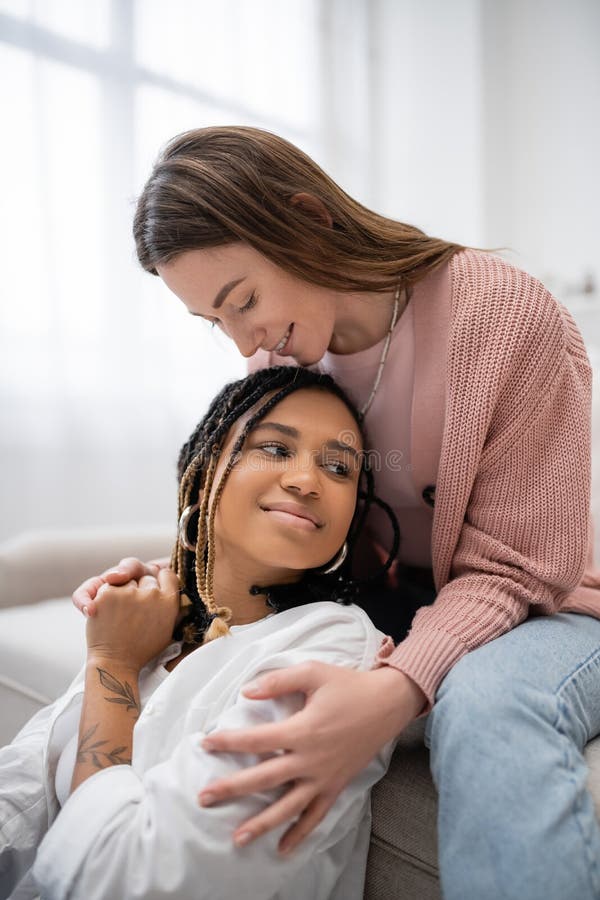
[84,569,180,673]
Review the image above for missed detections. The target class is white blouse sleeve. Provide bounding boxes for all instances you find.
[0,699,61,896]
[32,610,396,900]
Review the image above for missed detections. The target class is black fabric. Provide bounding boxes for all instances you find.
[355,567,436,644]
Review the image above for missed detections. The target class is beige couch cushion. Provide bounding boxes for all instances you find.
[0,598,85,743]
[0,526,173,610]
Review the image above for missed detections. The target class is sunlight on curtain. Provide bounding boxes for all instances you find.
[0,0,110,47]
[134,0,319,132]
[0,0,324,539]
[0,46,105,408]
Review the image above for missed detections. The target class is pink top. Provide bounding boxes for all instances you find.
[318,298,434,568]
[249,249,600,715]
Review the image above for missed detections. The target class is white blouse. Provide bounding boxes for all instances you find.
[0,602,397,900]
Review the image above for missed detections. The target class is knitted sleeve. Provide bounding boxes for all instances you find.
[374,254,593,714]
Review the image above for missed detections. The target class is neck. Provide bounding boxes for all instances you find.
[328,286,405,355]
[210,554,301,626]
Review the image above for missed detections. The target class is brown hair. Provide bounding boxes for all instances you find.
[133,125,466,293]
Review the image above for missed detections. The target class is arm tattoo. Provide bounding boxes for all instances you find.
[74,668,140,770]
[76,722,132,768]
[97,666,141,716]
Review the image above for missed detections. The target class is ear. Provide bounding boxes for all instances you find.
[289,192,334,228]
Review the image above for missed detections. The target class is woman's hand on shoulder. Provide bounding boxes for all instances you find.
[85,569,180,673]
[72,557,169,617]
[198,660,426,855]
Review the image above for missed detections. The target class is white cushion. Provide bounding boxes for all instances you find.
[0,526,173,609]
[0,597,85,745]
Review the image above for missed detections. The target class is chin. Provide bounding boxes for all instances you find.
[294,349,324,367]
[259,554,319,576]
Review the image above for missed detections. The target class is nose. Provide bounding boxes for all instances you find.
[280,454,321,497]
[232,324,267,359]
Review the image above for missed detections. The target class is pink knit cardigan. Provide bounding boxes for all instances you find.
[249,250,600,715]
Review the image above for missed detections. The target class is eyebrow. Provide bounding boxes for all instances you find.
[187,277,247,318]
[213,277,246,309]
[250,421,360,459]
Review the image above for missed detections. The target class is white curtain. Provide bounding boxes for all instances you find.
[0,0,372,540]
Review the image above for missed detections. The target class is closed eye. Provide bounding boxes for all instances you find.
[206,293,256,329]
[239,292,257,313]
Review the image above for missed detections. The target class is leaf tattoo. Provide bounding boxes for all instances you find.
[76,722,132,768]
[98,667,140,716]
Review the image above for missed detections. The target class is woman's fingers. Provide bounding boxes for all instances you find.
[101,557,158,583]
[146,556,171,570]
[199,754,295,808]
[72,558,162,617]
[137,574,159,591]
[240,661,328,700]
[230,781,315,850]
[277,793,336,854]
[202,717,298,756]
[72,575,106,617]
[157,567,181,601]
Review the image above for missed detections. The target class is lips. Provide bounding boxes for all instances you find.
[271,324,293,354]
[260,501,323,528]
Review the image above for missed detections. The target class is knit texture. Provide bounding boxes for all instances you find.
[249,249,599,716]
[373,250,596,713]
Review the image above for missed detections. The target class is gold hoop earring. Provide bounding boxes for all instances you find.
[318,541,348,575]
[178,503,199,551]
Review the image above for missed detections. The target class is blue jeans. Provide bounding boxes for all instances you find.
[424,613,600,900]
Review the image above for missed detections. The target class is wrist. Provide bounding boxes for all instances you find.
[86,656,141,678]
[370,665,427,720]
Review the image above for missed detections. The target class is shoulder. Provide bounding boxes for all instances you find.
[250,601,384,671]
[446,248,585,363]
[450,249,557,323]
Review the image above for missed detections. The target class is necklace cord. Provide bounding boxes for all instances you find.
[359,282,403,418]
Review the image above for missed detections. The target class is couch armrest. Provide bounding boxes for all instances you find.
[0,525,174,610]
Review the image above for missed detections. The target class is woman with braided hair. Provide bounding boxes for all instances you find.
[0,365,406,899]
[71,126,600,900]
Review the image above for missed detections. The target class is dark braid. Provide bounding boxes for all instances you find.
[172,366,401,647]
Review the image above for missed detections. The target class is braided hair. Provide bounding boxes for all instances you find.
[172,366,400,647]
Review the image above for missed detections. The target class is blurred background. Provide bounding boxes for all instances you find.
[1,0,599,543]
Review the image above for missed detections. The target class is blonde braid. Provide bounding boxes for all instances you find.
[195,450,218,598]
[173,452,205,579]
[200,449,234,644]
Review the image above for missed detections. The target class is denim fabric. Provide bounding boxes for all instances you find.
[424,613,600,900]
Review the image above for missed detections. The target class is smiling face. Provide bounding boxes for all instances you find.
[206,387,363,581]
[156,243,339,366]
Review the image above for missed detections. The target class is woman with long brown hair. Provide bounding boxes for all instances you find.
[74,126,600,900]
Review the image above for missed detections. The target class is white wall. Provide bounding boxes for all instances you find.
[481,0,600,305]
[371,0,484,246]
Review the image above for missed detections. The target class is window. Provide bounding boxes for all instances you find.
[0,0,337,537]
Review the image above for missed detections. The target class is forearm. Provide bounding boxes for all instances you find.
[370,664,428,728]
[70,659,140,795]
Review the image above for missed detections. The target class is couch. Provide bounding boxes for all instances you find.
[1,526,599,900]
